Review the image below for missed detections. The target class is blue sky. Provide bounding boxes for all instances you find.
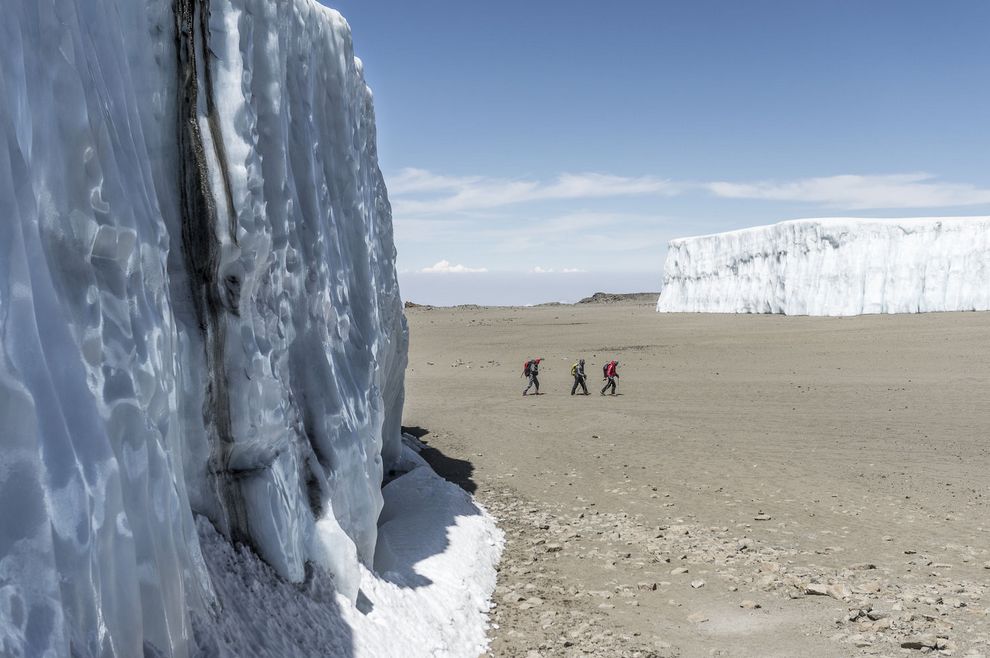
[327,0,990,304]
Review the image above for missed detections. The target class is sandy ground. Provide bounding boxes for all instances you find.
[402,299,990,658]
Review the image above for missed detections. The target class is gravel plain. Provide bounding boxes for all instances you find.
[403,299,990,657]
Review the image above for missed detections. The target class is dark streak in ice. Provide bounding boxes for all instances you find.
[173,0,249,548]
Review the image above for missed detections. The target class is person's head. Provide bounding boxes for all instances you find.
[579,359,585,365]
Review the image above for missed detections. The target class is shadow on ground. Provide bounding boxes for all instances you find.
[401,425,477,494]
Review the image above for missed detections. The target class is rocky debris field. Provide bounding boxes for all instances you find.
[477,480,988,657]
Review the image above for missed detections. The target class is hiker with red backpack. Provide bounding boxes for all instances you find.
[522,358,542,396]
[601,360,619,395]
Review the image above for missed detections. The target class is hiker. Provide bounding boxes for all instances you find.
[570,358,588,395]
[522,358,542,395]
[601,359,619,395]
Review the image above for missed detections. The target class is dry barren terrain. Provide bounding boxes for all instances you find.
[403,299,990,657]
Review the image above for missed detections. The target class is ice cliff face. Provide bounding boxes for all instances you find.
[1,0,407,655]
[657,217,990,316]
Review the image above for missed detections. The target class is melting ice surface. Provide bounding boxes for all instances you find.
[0,0,500,656]
[657,217,990,316]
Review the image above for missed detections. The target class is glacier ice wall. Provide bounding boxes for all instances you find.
[0,0,407,655]
[657,217,990,316]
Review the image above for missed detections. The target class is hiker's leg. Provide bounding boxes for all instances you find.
[571,377,578,395]
[580,378,588,394]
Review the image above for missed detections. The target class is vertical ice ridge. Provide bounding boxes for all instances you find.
[173,0,251,549]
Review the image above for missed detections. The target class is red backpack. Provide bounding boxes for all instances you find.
[523,360,533,377]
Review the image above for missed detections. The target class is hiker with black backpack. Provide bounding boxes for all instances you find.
[570,358,588,395]
[601,360,619,395]
[522,358,542,396]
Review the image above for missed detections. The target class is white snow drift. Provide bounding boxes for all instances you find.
[0,0,499,656]
[657,217,990,316]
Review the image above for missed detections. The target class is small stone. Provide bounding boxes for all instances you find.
[901,634,937,650]
[850,635,872,648]
[545,543,563,553]
[670,567,689,575]
[853,580,881,594]
[691,580,705,589]
[753,512,772,521]
[739,600,761,609]
[936,638,957,652]
[805,583,829,596]
[826,583,851,600]
[687,612,709,624]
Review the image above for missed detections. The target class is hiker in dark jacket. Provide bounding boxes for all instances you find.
[523,358,542,395]
[570,358,588,395]
[601,360,619,395]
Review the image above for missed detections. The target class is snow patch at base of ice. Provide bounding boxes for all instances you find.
[657,217,990,316]
[195,449,503,658]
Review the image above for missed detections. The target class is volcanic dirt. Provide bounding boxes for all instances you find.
[402,299,990,658]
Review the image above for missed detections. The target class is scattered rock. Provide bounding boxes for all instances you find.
[805,583,829,596]
[690,580,705,589]
[686,612,709,624]
[739,600,761,609]
[754,512,772,521]
[670,567,689,575]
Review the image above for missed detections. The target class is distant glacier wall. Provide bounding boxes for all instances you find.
[1,0,406,655]
[657,217,990,316]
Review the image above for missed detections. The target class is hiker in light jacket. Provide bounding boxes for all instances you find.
[571,358,588,395]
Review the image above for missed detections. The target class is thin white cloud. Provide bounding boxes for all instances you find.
[529,266,587,274]
[420,259,488,274]
[387,168,486,195]
[388,168,681,215]
[707,173,990,209]
[390,168,990,215]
